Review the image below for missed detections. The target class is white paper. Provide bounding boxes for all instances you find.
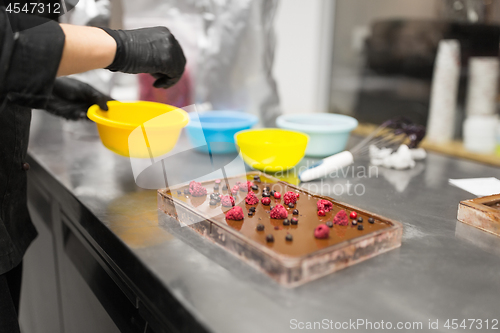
[449,177,500,197]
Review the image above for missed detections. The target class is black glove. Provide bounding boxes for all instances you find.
[45,77,113,120]
[101,27,186,89]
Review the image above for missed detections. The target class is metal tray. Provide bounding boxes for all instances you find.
[158,172,402,287]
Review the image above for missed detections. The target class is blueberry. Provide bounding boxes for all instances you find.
[177,190,181,195]
[222,185,228,190]
[326,221,333,228]
[253,175,260,180]
[285,234,293,241]
[256,224,265,231]
[357,217,363,223]
[368,217,375,224]
[251,185,258,191]
[214,185,219,191]
[270,190,276,196]
[249,207,256,212]
[262,192,270,198]
[288,203,294,208]
[209,199,217,206]
[291,218,298,225]
[358,224,364,230]
[270,206,274,211]
[184,189,190,195]
[264,186,270,191]
[293,209,299,215]
[248,212,254,217]
[283,218,290,226]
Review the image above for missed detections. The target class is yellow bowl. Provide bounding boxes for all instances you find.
[235,129,309,172]
[88,101,189,158]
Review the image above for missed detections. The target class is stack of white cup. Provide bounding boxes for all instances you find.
[463,57,499,154]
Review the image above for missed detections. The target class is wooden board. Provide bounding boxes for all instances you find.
[353,123,500,167]
[457,194,500,237]
[157,172,402,287]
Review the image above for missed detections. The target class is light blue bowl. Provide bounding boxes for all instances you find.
[186,111,258,154]
[276,113,358,157]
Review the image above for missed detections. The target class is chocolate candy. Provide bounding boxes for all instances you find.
[283,218,290,226]
[285,234,293,241]
[251,185,258,191]
[291,217,298,225]
[357,217,363,223]
[368,217,375,224]
[184,188,190,195]
[293,209,299,215]
[326,221,333,228]
[358,224,364,230]
[209,199,217,206]
[262,192,270,198]
[288,203,295,208]
[266,234,274,242]
[256,224,265,231]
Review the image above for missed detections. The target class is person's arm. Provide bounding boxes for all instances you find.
[57,24,116,77]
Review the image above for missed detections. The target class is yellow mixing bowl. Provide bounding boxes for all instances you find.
[235,129,309,172]
[87,101,189,158]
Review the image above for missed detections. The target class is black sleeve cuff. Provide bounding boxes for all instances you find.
[2,13,65,109]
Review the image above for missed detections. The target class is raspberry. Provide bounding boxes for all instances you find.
[238,181,254,192]
[231,185,239,195]
[225,206,244,220]
[317,199,333,212]
[270,204,288,219]
[333,210,349,226]
[261,197,271,205]
[245,192,259,205]
[283,191,298,205]
[189,181,207,197]
[314,224,330,239]
[221,195,235,207]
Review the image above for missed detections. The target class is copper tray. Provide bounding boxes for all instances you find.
[458,194,500,237]
[157,172,403,287]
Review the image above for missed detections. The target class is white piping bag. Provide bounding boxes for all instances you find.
[299,151,354,182]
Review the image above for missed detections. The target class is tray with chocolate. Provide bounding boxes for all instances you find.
[458,194,500,237]
[157,172,402,287]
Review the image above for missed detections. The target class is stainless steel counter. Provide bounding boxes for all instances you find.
[27,111,500,333]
